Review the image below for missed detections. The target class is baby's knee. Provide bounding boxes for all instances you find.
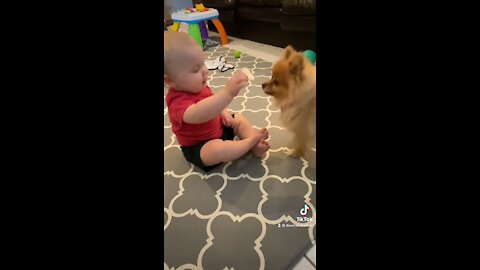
[232,113,248,128]
[234,113,246,122]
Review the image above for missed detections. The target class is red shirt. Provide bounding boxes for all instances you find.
[166,86,223,146]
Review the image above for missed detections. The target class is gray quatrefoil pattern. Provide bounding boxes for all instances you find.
[164,45,316,270]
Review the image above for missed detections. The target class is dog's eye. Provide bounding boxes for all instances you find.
[273,80,279,85]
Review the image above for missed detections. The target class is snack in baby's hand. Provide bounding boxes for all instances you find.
[241,68,254,80]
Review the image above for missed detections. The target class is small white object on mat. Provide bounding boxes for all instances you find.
[205,56,234,72]
[205,57,221,70]
[241,68,254,80]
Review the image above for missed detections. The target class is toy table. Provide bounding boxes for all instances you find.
[170,7,228,47]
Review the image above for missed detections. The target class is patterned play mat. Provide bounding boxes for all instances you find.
[164,44,316,270]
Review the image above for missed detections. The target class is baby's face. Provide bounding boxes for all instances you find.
[168,45,208,94]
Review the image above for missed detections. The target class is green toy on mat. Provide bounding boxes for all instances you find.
[234,50,241,58]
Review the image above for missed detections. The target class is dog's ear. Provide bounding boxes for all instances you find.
[283,45,296,59]
[289,53,304,77]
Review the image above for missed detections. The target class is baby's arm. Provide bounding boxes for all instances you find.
[183,72,248,124]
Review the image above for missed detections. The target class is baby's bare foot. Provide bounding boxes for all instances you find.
[256,128,269,140]
[251,140,270,158]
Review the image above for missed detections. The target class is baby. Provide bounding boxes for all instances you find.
[164,31,270,172]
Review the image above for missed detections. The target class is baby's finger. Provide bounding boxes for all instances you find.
[241,73,249,81]
[240,81,249,88]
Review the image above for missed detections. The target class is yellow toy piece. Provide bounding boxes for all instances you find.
[195,4,205,12]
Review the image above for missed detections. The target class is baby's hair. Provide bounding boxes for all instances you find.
[164,31,199,75]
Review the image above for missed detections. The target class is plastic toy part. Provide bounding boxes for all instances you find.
[234,50,241,58]
[189,23,203,46]
[211,18,228,45]
[199,21,209,40]
[171,22,180,31]
[195,4,205,12]
[303,50,316,64]
[170,8,228,46]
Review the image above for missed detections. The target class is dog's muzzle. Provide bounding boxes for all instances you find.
[261,83,272,95]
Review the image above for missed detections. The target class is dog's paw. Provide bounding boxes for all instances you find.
[286,149,305,157]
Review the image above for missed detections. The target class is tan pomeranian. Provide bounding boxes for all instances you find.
[262,46,316,157]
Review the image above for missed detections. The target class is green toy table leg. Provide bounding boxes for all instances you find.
[188,23,203,47]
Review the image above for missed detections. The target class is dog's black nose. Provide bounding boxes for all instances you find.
[261,83,266,89]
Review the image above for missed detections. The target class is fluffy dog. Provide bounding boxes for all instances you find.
[262,46,316,157]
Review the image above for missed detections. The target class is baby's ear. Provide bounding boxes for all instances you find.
[164,74,174,87]
[288,53,304,77]
[283,45,296,60]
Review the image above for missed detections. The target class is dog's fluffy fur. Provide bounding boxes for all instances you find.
[262,46,316,157]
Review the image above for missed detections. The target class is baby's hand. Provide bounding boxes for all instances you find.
[224,71,249,97]
[220,110,234,127]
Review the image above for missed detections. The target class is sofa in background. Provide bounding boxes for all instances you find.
[193,0,316,51]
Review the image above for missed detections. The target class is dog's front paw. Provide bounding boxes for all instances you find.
[286,149,305,157]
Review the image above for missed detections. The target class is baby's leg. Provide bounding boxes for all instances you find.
[200,133,264,166]
[231,114,270,157]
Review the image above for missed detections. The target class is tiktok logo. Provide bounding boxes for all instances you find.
[297,204,312,222]
[299,204,310,216]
